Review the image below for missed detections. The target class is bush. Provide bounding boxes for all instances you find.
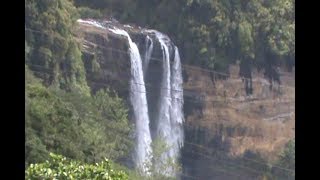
[278,139,295,170]
[78,7,103,19]
[25,153,128,179]
[273,139,295,179]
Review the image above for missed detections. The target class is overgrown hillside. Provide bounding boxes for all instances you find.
[25,0,133,171]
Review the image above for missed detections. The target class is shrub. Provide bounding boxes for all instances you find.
[25,153,128,179]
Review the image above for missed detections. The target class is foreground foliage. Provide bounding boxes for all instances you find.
[26,67,133,166]
[26,153,128,179]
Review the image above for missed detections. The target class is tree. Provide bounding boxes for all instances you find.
[25,69,133,165]
[272,139,295,179]
[278,139,295,170]
[72,0,295,80]
[25,0,90,95]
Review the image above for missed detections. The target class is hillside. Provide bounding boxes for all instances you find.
[25,0,295,179]
[74,21,295,179]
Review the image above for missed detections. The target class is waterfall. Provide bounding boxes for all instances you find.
[77,19,184,177]
[151,31,184,176]
[157,32,173,175]
[77,19,106,29]
[143,36,153,75]
[170,46,184,150]
[108,28,153,174]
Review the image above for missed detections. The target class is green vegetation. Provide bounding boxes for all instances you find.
[78,7,103,19]
[26,0,133,167]
[278,139,295,170]
[25,0,294,179]
[240,139,295,179]
[126,138,179,180]
[26,152,128,179]
[148,138,180,180]
[26,67,133,166]
[74,0,294,81]
[25,0,89,94]
[272,139,295,179]
[25,0,132,178]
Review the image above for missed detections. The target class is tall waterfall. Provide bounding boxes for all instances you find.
[108,28,153,174]
[170,46,184,153]
[152,31,185,176]
[77,19,184,177]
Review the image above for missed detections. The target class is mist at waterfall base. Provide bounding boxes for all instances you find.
[77,19,185,177]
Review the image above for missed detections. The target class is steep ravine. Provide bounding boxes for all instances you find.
[75,19,295,180]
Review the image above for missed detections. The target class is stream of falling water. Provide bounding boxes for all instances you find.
[108,27,153,174]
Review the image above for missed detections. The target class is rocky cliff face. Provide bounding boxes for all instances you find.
[74,20,295,179]
[74,22,131,98]
[182,65,294,179]
[183,65,295,157]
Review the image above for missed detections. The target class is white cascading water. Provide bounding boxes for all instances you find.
[108,27,153,174]
[143,36,153,75]
[152,31,184,176]
[158,35,173,175]
[77,19,106,29]
[77,19,184,177]
[170,46,185,153]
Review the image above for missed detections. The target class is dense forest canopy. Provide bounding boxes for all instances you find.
[26,0,295,88]
[74,0,295,77]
